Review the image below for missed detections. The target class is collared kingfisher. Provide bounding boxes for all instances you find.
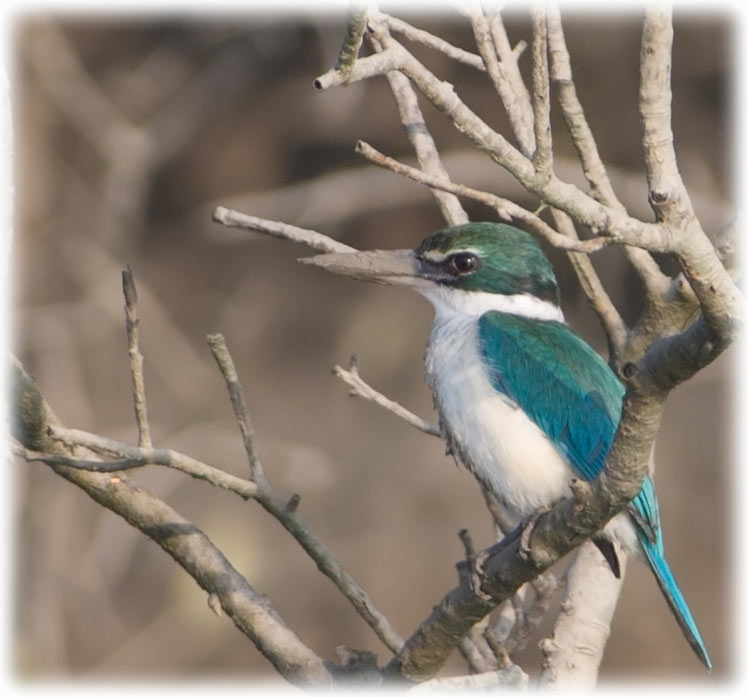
[302,221,711,669]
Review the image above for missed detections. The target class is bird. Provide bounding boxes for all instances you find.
[301,220,711,670]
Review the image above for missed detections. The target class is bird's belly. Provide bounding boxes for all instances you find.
[427,316,573,518]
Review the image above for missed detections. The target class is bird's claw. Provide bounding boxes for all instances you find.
[519,506,551,561]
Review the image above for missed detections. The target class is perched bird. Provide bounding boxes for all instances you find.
[302,221,711,669]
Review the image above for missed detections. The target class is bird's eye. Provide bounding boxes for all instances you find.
[447,252,479,275]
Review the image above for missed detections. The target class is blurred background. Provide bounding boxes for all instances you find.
[10,3,734,686]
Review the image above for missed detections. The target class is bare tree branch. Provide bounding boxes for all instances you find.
[407,665,528,692]
[538,541,628,688]
[484,7,534,142]
[378,12,487,72]
[10,356,332,686]
[467,5,535,156]
[334,2,370,82]
[207,332,264,480]
[368,16,468,225]
[212,206,355,253]
[333,356,441,437]
[638,8,741,352]
[355,140,610,253]
[315,24,695,254]
[122,266,152,448]
[530,5,552,176]
[20,8,735,686]
[203,333,405,655]
[550,208,628,362]
[47,426,259,498]
[546,6,617,207]
[546,3,670,301]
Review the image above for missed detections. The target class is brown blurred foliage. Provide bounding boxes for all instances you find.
[11,7,734,684]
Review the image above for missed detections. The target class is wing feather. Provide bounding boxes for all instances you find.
[477,311,624,481]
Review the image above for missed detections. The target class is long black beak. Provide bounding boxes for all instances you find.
[299,249,434,287]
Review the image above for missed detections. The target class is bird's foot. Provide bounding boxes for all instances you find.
[519,506,552,561]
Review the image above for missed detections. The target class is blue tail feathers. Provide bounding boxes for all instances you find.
[639,532,712,670]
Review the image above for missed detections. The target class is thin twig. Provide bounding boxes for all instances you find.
[379,12,486,71]
[16,445,147,473]
[46,426,260,499]
[333,356,441,437]
[206,332,263,481]
[122,266,152,448]
[355,140,610,254]
[314,47,398,90]
[212,206,355,254]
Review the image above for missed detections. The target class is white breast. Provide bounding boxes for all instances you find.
[425,311,574,519]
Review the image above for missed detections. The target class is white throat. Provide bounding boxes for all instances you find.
[417,284,564,322]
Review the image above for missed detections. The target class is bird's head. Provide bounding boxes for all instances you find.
[301,222,562,318]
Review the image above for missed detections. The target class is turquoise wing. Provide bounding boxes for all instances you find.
[477,311,624,481]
